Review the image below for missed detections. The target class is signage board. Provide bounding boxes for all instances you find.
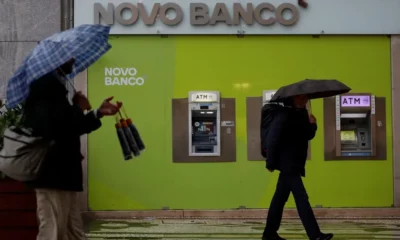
[190,92,219,103]
[93,2,299,27]
[341,95,371,107]
[74,0,400,35]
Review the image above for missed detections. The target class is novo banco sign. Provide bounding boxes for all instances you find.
[94,2,300,27]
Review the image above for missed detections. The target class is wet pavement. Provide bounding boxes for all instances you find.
[86,219,400,239]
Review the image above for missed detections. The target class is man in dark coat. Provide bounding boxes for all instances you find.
[23,58,121,240]
[262,95,333,240]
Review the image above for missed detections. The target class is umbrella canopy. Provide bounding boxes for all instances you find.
[6,24,111,108]
[270,79,351,102]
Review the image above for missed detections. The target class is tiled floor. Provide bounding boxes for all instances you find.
[86,219,400,239]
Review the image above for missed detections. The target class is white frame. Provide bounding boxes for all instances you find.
[337,94,376,154]
[188,91,221,157]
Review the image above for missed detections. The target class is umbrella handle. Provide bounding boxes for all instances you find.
[57,68,77,94]
[120,119,128,127]
[121,105,129,119]
[118,110,124,120]
[307,101,312,114]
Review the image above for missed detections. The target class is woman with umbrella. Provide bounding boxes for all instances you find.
[5,24,121,240]
[261,79,351,240]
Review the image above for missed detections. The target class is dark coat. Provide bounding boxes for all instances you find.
[23,72,102,192]
[265,106,316,177]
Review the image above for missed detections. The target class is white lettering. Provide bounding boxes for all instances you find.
[104,67,145,86]
[129,77,136,85]
[105,68,113,76]
[105,77,112,85]
[113,68,121,76]
[135,77,145,85]
[120,77,129,85]
[120,68,128,76]
[112,77,121,85]
[128,68,137,76]
[104,77,147,86]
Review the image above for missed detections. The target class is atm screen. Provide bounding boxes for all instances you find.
[192,120,217,145]
[193,121,215,134]
[340,130,357,144]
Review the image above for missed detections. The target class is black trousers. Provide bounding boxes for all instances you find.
[263,172,321,239]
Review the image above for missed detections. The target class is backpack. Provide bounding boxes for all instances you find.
[260,103,283,158]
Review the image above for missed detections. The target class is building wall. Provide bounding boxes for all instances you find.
[0,0,63,98]
[0,0,65,237]
[87,35,392,210]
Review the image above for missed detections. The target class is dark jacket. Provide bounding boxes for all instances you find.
[23,72,102,192]
[265,106,316,177]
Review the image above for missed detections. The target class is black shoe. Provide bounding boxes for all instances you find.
[262,234,286,240]
[313,233,333,240]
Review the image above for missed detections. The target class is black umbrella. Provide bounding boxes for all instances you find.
[121,105,145,151]
[118,111,141,157]
[270,79,351,102]
[115,116,133,161]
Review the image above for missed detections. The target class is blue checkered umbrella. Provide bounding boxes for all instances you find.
[6,24,111,108]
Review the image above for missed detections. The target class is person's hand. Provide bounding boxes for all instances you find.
[73,91,92,111]
[266,162,275,172]
[309,114,317,124]
[98,97,122,116]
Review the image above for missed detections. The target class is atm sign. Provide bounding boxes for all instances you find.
[341,95,370,107]
[190,92,218,103]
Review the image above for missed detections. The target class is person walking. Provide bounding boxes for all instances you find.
[261,95,333,240]
[23,58,121,240]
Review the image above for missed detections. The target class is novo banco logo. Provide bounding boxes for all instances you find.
[104,67,146,86]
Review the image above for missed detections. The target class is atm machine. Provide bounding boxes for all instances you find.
[188,91,221,156]
[336,94,376,157]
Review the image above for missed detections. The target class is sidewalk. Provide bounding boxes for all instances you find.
[86,219,400,239]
